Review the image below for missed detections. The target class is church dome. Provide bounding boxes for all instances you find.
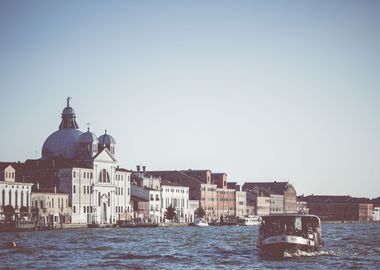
[79,128,98,144]
[42,129,83,159]
[41,97,82,159]
[98,131,116,145]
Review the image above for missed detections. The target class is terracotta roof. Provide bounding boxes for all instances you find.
[242,182,292,194]
[304,195,372,204]
[24,157,91,169]
[161,179,187,187]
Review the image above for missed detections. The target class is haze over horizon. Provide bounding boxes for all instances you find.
[0,1,379,198]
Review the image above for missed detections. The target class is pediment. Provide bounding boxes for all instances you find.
[93,148,117,163]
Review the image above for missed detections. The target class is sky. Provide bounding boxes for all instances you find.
[0,0,379,198]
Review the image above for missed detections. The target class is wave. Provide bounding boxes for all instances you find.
[283,250,337,258]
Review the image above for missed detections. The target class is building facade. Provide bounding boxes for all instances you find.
[0,163,33,213]
[161,180,190,222]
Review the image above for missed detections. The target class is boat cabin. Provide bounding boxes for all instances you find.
[259,214,321,238]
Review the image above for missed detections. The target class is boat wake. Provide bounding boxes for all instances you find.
[283,250,337,258]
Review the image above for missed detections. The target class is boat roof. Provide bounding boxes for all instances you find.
[262,213,320,219]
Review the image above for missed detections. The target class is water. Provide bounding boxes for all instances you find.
[1,223,380,269]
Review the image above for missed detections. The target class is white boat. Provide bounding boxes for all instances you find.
[194,220,209,227]
[257,214,323,256]
[237,215,261,226]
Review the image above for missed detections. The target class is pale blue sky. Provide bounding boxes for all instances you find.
[0,1,379,197]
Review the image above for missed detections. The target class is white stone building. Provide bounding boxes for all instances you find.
[188,200,199,223]
[235,191,246,218]
[31,187,70,225]
[270,193,284,214]
[373,207,380,221]
[0,163,33,213]
[161,180,190,222]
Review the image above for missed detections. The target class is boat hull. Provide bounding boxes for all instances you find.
[258,235,321,256]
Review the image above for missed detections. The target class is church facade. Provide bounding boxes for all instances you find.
[32,98,132,224]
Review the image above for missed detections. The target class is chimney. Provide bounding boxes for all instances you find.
[52,160,55,168]
[136,165,140,172]
[37,182,40,191]
[54,186,57,194]
[142,166,146,172]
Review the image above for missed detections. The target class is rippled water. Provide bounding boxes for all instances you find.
[1,223,380,269]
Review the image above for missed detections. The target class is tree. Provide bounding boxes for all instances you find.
[195,207,206,218]
[3,205,15,221]
[165,204,176,221]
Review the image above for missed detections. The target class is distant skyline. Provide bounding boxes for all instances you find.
[0,1,379,198]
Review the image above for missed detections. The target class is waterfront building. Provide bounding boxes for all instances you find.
[147,170,218,220]
[130,195,149,221]
[303,195,374,221]
[373,207,380,221]
[188,200,199,222]
[296,196,309,214]
[246,188,270,216]
[243,181,297,213]
[227,182,247,218]
[131,184,161,223]
[212,173,236,219]
[161,179,190,222]
[22,98,132,224]
[31,185,71,225]
[269,193,284,214]
[0,163,33,213]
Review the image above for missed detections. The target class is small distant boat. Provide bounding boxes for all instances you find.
[237,215,261,226]
[194,220,209,227]
[257,214,323,256]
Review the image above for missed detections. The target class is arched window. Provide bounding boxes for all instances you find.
[98,169,110,183]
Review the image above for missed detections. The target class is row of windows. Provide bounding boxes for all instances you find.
[150,194,160,201]
[34,197,67,209]
[1,185,29,189]
[5,172,15,179]
[163,188,188,193]
[116,187,124,195]
[201,188,216,192]
[201,198,216,201]
[73,171,93,179]
[1,189,30,208]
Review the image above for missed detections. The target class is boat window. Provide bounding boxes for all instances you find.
[295,217,302,231]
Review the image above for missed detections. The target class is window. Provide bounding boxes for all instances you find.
[40,201,43,209]
[15,190,18,208]
[21,191,24,207]
[73,185,76,193]
[73,206,76,213]
[1,190,5,206]
[84,206,86,213]
[87,186,90,194]
[98,169,110,183]
[9,190,11,205]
